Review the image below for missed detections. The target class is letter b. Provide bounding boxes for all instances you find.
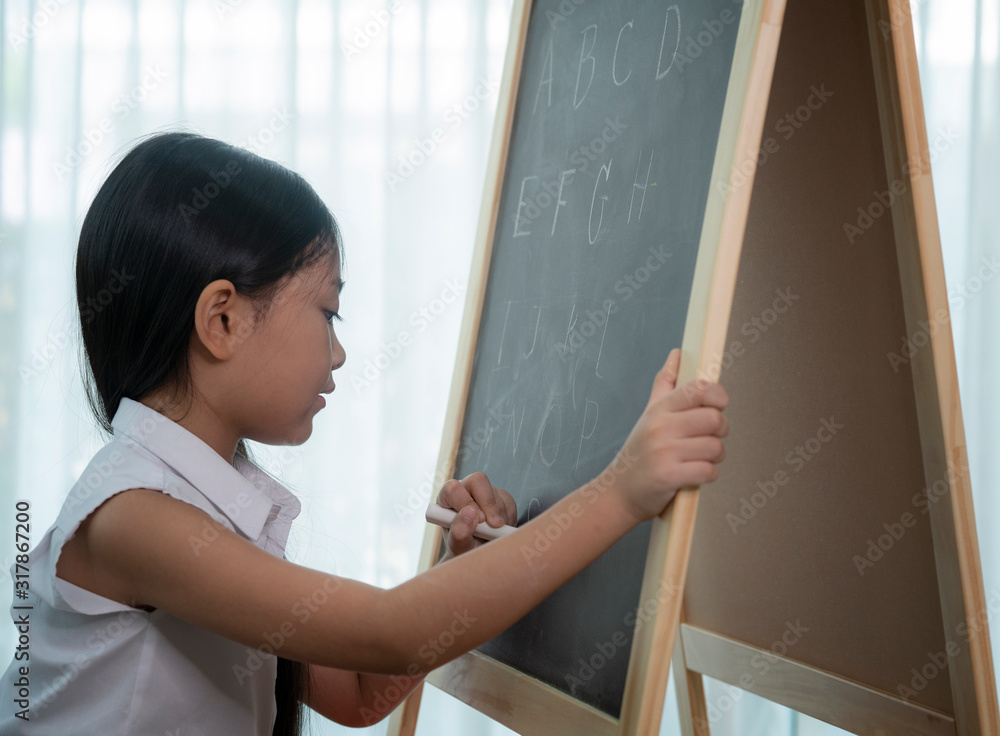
[757,479,778,498]
[416,136,436,156]
[866,539,884,562]
[211,168,231,188]
[884,520,905,540]
[703,18,723,37]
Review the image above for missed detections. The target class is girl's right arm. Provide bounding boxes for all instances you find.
[78,349,728,676]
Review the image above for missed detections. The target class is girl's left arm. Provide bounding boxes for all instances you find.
[305,665,424,727]
[304,476,516,726]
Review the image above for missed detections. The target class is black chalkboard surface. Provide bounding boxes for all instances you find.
[449,0,743,717]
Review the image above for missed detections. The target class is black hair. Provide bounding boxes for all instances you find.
[75,130,345,735]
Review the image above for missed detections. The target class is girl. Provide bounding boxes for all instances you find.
[0,131,729,735]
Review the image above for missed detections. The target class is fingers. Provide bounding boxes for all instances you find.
[446,505,481,556]
[459,472,505,527]
[673,407,729,439]
[646,348,682,409]
[437,479,477,519]
[660,377,729,413]
[672,460,721,489]
[438,472,507,528]
[674,436,726,464]
[494,487,517,526]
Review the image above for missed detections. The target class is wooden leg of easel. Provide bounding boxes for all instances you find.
[385,683,424,736]
[672,617,710,736]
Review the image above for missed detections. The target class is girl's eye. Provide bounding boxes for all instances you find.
[324,310,345,324]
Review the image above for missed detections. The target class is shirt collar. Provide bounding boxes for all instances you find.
[110,397,301,543]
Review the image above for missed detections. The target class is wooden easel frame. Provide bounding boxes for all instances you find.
[386,0,998,734]
[671,1,999,735]
[387,0,786,733]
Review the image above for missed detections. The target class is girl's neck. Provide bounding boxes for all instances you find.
[138,390,240,466]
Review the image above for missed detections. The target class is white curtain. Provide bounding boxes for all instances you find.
[0,1,996,735]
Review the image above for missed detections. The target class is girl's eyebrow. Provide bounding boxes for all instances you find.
[333,277,345,293]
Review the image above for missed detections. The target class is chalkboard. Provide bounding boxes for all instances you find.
[447,0,743,717]
[391,0,999,734]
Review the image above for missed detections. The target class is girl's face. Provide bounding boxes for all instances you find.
[234,253,346,446]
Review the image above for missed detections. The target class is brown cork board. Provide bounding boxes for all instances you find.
[682,0,952,715]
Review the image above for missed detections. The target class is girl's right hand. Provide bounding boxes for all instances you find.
[604,348,730,523]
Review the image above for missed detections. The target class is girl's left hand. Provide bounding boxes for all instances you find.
[437,472,517,559]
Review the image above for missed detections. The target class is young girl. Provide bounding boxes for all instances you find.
[1,132,729,735]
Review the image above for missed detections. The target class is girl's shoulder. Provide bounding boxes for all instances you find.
[56,434,229,539]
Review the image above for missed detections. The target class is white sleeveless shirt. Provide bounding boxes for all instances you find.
[0,397,302,735]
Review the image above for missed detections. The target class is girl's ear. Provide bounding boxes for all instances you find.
[192,279,257,360]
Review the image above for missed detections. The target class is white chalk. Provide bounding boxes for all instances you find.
[425,503,518,542]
